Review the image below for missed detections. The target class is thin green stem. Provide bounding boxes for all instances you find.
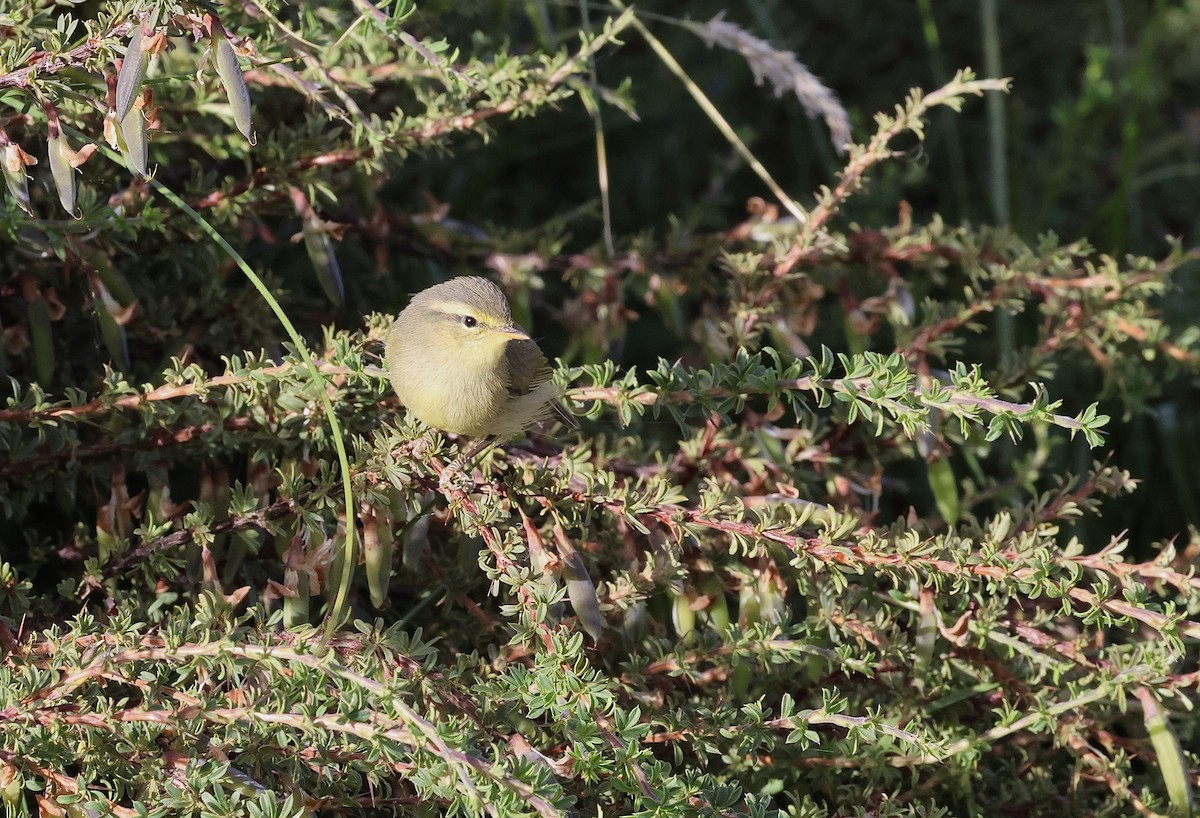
[579,0,614,256]
[611,0,808,224]
[148,180,357,646]
[916,0,970,219]
[77,130,358,648]
[980,0,1014,373]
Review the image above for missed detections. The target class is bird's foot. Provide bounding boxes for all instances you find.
[438,456,477,495]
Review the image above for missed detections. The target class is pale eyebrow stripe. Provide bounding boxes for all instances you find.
[427,299,477,315]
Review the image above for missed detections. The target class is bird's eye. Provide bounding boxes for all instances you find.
[462,315,478,328]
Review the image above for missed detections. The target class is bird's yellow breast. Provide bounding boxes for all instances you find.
[385,325,513,436]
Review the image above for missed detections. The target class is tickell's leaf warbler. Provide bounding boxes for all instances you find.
[385,277,574,441]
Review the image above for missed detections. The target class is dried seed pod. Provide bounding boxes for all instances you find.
[213,34,255,144]
[46,107,97,216]
[912,586,938,692]
[114,23,150,123]
[283,570,310,628]
[2,141,37,215]
[96,463,133,562]
[103,109,120,149]
[103,73,121,148]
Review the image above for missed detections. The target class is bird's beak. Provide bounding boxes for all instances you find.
[495,325,530,341]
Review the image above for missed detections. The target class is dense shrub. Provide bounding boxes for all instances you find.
[1,2,1198,816]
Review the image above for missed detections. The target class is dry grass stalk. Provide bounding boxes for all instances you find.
[684,12,852,153]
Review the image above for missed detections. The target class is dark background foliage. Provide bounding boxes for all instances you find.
[393,1,1200,544]
[1,1,1200,816]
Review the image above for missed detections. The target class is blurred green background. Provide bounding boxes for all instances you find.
[398,1,1200,248]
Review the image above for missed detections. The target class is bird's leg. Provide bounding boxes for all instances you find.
[439,435,497,494]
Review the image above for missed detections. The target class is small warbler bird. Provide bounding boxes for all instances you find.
[385,276,570,439]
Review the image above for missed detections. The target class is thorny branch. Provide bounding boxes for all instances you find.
[0,19,136,90]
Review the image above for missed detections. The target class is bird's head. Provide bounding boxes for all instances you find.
[403,277,530,371]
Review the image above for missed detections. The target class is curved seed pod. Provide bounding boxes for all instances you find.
[199,542,224,595]
[759,573,786,624]
[289,186,344,304]
[738,563,784,629]
[561,550,602,643]
[738,575,761,627]
[47,130,76,214]
[100,463,132,561]
[96,498,119,563]
[213,34,255,144]
[401,501,431,569]
[92,291,128,370]
[324,532,347,609]
[46,125,93,217]
[361,505,393,609]
[552,525,603,642]
[119,103,148,178]
[301,215,344,305]
[2,142,37,215]
[45,103,87,215]
[198,462,233,581]
[739,570,758,628]
[115,24,149,123]
[729,576,752,695]
[223,529,256,589]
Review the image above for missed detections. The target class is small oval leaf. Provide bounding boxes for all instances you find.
[214,35,255,144]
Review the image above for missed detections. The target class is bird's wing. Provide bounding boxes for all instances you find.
[505,340,579,429]
[504,339,552,395]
